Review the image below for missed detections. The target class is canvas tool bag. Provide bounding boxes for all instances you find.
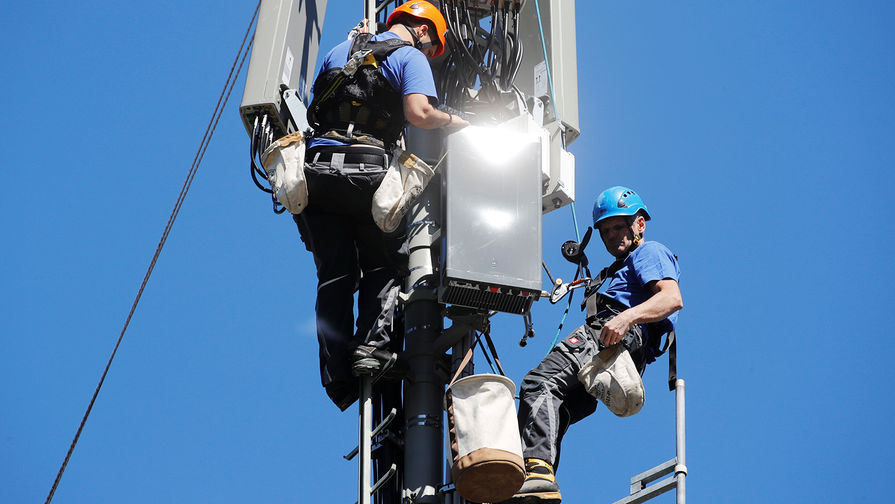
[371,148,436,233]
[445,343,524,503]
[261,131,308,215]
[577,342,645,417]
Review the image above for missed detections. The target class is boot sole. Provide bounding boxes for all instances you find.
[504,492,562,504]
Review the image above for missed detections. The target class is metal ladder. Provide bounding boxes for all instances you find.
[349,377,400,504]
[611,378,688,504]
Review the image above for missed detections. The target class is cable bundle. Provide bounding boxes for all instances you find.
[249,114,286,214]
[437,0,524,119]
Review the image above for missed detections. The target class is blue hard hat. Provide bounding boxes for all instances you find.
[592,186,651,225]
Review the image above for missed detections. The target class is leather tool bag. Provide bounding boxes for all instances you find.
[371,148,435,233]
[445,346,524,503]
[261,132,308,215]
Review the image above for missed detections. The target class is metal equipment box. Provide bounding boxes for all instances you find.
[516,0,579,145]
[440,124,543,314]
[239,0,327,138]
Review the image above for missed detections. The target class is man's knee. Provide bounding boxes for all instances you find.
[519,372,547,399]
[519,359,565,399]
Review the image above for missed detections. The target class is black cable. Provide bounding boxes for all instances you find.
[474,331,496,373]
[248,114,286,213]
[250,117,272,193]
[44,3,260,503]
[549,263,582,351]
[439,1,528,118]
[542,261,555,286]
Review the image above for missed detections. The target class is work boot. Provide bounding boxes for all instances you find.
[352,344,398,378]
[498,458,562,504]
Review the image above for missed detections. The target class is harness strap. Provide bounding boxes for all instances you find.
[313,34,410,109]
[584,258,625,300]
[658,329,677,391]
[581,259,625,316]
[311,150,388,166]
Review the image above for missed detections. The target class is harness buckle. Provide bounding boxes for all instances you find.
[342,49,373,77]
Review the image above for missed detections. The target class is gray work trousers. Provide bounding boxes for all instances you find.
[517,320,645,469]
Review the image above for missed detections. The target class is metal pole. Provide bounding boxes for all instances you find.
[365,0,378,34]
[674,379,687,504]
[359,378,373,504]
[402,173,444,504]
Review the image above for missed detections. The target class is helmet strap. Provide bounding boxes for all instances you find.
[401,22,423,50]
[626,217,642,254]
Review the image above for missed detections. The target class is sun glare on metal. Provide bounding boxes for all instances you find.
[459,125,530,167]
[479,207,515,230]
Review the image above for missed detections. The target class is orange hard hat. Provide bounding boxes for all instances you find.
[386,1,448,58]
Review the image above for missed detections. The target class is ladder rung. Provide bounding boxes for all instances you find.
[354,463,398,504]
[370,463,397,495]
[613,475,677,504]
[344,408,399,460]
[630,457,676,490]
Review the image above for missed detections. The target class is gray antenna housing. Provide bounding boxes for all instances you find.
[516,0,579,145]
[239,0,328,138]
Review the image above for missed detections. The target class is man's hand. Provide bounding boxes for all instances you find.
[600,311,634,347]
[443,113,469,130]
[403,94,469,131]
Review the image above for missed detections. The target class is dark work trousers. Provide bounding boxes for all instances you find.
[294,148,407,411]
[517,319,645,470]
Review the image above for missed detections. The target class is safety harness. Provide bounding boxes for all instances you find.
[307,33,411,148]
[582,255,679,392]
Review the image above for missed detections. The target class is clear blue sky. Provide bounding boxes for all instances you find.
[3,1,894,502]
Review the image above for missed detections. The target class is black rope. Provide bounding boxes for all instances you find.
[474,331,496,374]
[44,3,260,502]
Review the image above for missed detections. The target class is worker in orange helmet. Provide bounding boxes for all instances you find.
[300,0,467,412]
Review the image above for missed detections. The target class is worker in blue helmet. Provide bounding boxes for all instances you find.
[502,186,683,504]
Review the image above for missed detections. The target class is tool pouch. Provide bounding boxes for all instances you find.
[261,132,308,214]
[371,148,435,233]
[577,343,645,417]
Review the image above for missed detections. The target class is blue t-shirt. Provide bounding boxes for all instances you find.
[309,31,438,149]
[601,240,681,330]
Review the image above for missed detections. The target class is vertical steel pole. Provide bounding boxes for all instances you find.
[358,3,376,504]
[365,0,378,34]
[359,378,373,504]
[402,177,444,504]
[674,379,687,504]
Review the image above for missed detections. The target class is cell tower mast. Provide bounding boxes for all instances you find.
[239,2,580,503]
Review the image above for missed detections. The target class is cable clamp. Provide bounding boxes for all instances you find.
[674,463,688,476]
[403,485,438,504]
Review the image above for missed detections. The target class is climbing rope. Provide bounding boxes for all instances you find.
[44,3,260,502]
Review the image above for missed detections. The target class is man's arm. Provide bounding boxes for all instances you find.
[599,279,683,346]
[403,93,468,130]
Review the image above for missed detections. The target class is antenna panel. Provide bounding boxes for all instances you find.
[239,0,328,138]
[516,0,579,145]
